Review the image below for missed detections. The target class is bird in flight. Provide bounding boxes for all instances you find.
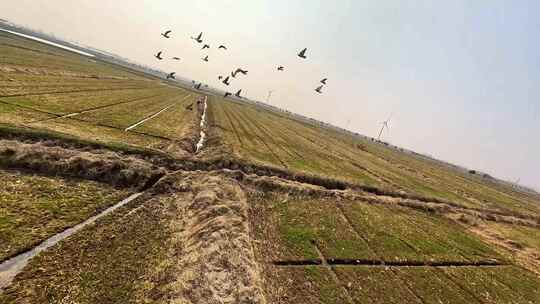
[235,89,242,98]
[172,57,181,60]
[166,72,176,79]
[218,45,227,50]
[315,85,323,94]
[298,48,307,59]
[155,51,163,60]
[231,68,248,78]
[202,55,209,62]
[224,92,232,98]
[161,30,172,38]
[222,76,231,86]
[320,78,327,85]
[218,75,223,80]
[277,66,285,71]
[191,32,203,43]
[202,44,210,50]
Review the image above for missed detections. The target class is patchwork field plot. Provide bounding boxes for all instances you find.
[250,191,540,304]
[0,169,130,262]
[0,32,202,154]
[250,193,502,265]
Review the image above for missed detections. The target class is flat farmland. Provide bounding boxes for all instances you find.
[0,32,202,154]
[250,191,540,304]
[208,97,540,217]
[249,193,502,265]
[0,169,130,262]
[131,93,198,139]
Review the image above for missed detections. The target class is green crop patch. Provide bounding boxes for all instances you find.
[341,201,501,263]
[266,197,377,261]
[250,192,502,264]
[0,169,130,262]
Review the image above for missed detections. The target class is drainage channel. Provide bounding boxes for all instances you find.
[272,259,506,267]
[195,96,208,153]
[0,192,143,292]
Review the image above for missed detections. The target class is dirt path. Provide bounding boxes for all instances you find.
[154,171,267,304]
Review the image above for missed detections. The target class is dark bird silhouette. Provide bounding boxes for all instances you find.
[218,75,223,80]
[194,83,202,90]
[202,44,210,50]
[185,103,193,111]
[236,68,248,75]
[222,76,230,86]
[155,51,163,60]
[315,85,323,94]
[320,78,327,85]
[224,92,232,98]
[166,72,176,79]
[235,89,242,98]
[298,48,307,59]
[277,66,285,71]
[231,68,248,78]
[218,45,227,50]
[191,32,203,43]
[172,57,181,60]
[161,30,172,38]
[202,55,209,62]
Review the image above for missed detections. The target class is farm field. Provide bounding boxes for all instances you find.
[0,169,130,262]
[1,27,540,304]
[249,190,540,304]
[0,32,202,155]
[208,97,540,217]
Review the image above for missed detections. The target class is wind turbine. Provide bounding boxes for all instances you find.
[266,90,273,103]
[377,114,393,141]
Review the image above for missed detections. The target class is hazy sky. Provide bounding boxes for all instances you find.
[2,0,539,189]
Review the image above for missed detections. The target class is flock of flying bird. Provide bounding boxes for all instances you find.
[155,30,328,99]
